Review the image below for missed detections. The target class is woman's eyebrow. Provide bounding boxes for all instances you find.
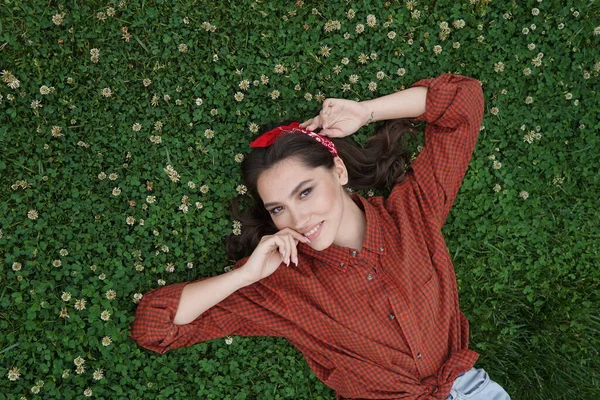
[263,179,314,208]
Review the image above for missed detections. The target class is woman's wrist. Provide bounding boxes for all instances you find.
[359,86,427,123]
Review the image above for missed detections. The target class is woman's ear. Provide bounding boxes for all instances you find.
[333,156,349,185]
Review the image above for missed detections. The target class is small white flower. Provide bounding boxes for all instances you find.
[225,336,233,345]
[236,184,247,195]
[93,369,104,381]
[61,292,72,301]
[132,123,142,131]
[7,367,21,381]
[519,191,529,200]
[493,184,502,192]
[100,310,111,321]
[492,160,502,169]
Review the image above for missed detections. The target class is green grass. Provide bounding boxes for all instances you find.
[1,0,599,398]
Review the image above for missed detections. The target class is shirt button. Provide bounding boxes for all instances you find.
[351,251,357,257]
[366,273,373,281]
[416,352,422,359]
[388,313,395,320]
[379,246,385,252]
[339,262,345,267]
[432,388,438,394]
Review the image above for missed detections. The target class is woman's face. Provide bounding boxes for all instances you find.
[256,156,349,251]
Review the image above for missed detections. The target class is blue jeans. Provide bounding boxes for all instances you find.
[446,368,511,399]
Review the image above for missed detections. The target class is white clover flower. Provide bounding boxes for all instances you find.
[12,262,22,271]
[225,336,233,345]
[7,367,21,381]
[93,369,104,381]
[270,90,280,99]
[433,45,442,55]
[493,184,501,192]
[100,310,111,321]
[519,191,529,200]
[52,12,65,25]
[126,216,135,225]
[61,292,72,301]
[525,96,533,104]
[236,184,247,195]
[565,92,573,100]
[204,129,214,139]
[366,14,376,28]
[132,123,142,131]
[368,82,377,91]
[355,24,365,34]
[304,93,312,101]
[84,388,93,397]
[105,289,117,300]
[157,279,166,286]
[234,92,244,101]
[387,31,396,39]
[27,210,39,220]
[492,160,502,169]
[320,45,331,57]
[51,126,63,137]
[490,107,499,115]
[74,356,85,367]
[532,8,540,16]
[112,187,121,196]
[178,43,188,53]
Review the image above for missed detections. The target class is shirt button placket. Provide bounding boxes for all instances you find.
[388,313,395,320]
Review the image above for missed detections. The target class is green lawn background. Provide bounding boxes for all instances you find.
[1,0,599,399]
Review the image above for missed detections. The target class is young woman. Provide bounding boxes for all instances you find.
[130,74,511,399]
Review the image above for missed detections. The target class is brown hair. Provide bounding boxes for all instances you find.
[225,119,417,261]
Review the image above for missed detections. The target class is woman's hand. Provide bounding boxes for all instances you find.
[240,228,311,285]
[300,98,371,138]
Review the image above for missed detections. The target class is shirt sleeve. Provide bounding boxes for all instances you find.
[129,256,284,354]
[388,73,484,227]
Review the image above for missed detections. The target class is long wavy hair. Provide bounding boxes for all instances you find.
[225,119,417,261]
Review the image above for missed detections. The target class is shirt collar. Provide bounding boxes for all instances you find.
[298,192,386,271]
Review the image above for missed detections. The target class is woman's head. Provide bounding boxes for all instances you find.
[243,132,349,250]
[226,119,417,260]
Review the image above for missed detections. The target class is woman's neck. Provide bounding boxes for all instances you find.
[333,192,366,251]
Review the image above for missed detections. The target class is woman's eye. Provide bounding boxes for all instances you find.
[269,207,282,215]
[269,187,312,215]
[301,187,312,197]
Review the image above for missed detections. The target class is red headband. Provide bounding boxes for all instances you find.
[249,122,338,158]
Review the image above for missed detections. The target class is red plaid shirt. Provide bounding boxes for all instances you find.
[130,74,485,399]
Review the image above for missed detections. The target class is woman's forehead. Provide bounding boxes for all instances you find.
[257,159,325,195]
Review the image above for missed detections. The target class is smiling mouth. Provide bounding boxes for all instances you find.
[303,221,323,240]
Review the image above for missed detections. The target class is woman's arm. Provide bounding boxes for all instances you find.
[173,267,252,325]
[359,86,428,124]
[300,86,428,137]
